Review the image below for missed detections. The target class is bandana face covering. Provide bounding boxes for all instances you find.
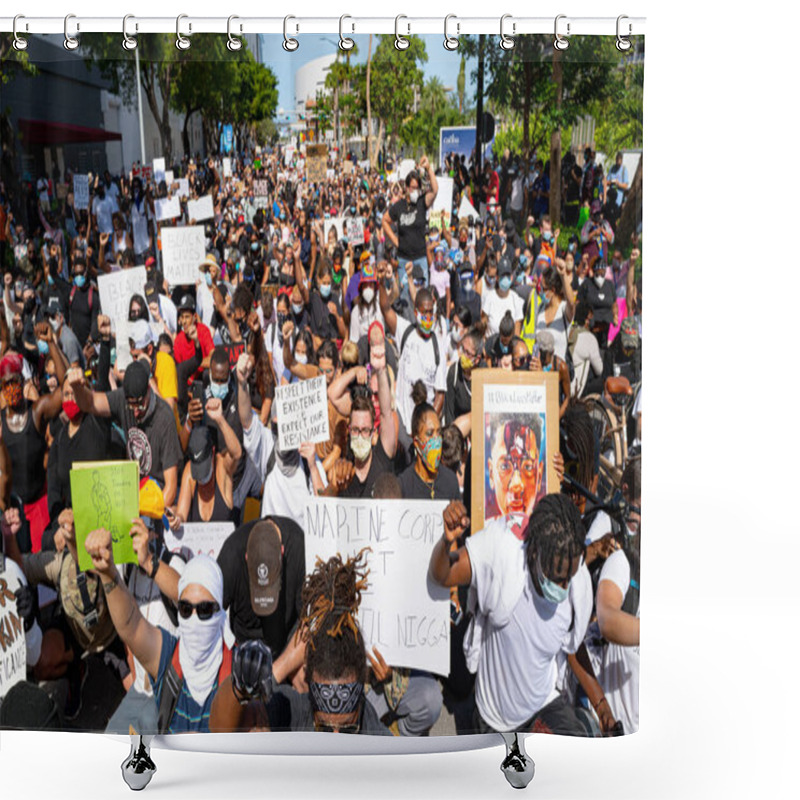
[178,609,226,705]
[309,680,363,715]
[417,435,442,473]
[62,400,81,421]
[2,381,23,409]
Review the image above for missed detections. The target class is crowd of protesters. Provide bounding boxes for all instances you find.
[0,140,641,738]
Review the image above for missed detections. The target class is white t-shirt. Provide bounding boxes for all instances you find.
[536,300,570,362]
[93,194,118,235]
[130,196,152,255]
[0,558,43,703]
[394,316,448,436]
[510,176,527,212]
[464,518,592,731]
[349,301,383,343]
[481,288,523,338]
[264,324,286,383]
[588,550,639,734]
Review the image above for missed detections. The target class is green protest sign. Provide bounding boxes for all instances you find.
[70,461,140,572]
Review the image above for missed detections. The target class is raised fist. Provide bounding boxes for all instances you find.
[231,640,274,704]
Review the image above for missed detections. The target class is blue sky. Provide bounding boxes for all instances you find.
[258,34,477,119]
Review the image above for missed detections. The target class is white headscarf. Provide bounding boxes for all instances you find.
[177,555,226,705]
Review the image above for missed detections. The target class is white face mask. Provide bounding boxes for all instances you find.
[295,352,308,365]
[178,608,225,704]
[350,434,372,462]
[408,190,419,204]
[361,287,375,305]
[594,276,605,288]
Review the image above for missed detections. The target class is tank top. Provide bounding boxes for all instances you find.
[536,299,570,362]
[2,404,47,503]
[113,229,127,254]
[188,474,234,523]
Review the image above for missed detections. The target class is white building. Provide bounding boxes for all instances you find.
[295,54,336,117]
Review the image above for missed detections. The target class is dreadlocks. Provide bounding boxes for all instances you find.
[301,550,370,685]
[560,400,597,490]
[524,493,586,590]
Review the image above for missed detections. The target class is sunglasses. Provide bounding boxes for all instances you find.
[177,600,220,621]
[314,719,359,734]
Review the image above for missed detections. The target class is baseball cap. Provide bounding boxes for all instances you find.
[177,294,195,313]
[45,296,63,316]
[498,257,513,277]
[188,426,214,483]
[144,282,158,304]
[129,319,155,350]
[537,330,555,353]
[590,199,602,215]
[246,520,283,617]
[122,360,150,400]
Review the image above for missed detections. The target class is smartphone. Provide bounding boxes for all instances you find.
[191,381,206,409]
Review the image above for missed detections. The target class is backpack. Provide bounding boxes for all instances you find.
[156,639,233,734]
[400,323,440,368]
[69,284,94,312]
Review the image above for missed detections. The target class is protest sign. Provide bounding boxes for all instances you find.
[429,177,454,231]
[0,563,27,703]
[165,170,174,186]
[342,160,354,175]
[187,195,214,223]
[253,179,269,197]
[275,375,329,451]
[358,159,371,171]
[222,157,232,177]
[326,168,335,181]
[323,217,344,246]
[161,226,205,286]
[98,266,147,332]
[458,194,479,222]
[304,497,450,675]
[70,461,139,572]
[163,522,235,560]
[132,163,153,184]
[175,178,190,199]
[284,146,296,167]
[398,159,416,181]
[115,318,133,372]
[306,144,327,183]
[152,157,166,184]
[344,216,365,246]
[39,190,50,208]
[56,183,69,200]
[252,197,270,210]
[155,195,181,222]
[73,174,90,210]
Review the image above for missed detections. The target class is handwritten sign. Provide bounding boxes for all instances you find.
[306,144,327,183]
[98,266,147,331]
[187,195,214,222]
[398,159,416,181]
[73,174,90,210]
[70,461,139,572]
[253,179,269,197]
[163,522,235,560]
[175,178,190,199]
[152,157,166,184]
[344,217,365,246]
[155,195,181,222]
[222,157,232,177]
[161,226,205,286]
[323,217,344,245]
[458,194,479,222]
[165,170,174,186]
[0,562,28,702]
[275,375,329,451]
[429,176,454,232]
[304,497,450,675]
[56,183,69,200]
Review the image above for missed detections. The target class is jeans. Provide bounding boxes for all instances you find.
[366,670,443,736]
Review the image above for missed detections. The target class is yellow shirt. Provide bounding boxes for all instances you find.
[154,350,180,429]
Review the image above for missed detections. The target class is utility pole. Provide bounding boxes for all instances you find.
[475,34,485,175]
[134,45,146,165]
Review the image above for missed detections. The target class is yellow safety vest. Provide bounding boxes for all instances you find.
[521,291,542,354]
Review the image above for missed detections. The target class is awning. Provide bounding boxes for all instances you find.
[18,118,122,146]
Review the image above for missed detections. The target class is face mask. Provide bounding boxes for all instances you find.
[498,276,512,292]
[14,282,23,297]
[291,302,304,315]
[24,297,36,315]
[50,317,62,333]
[416,312,435,336]
[361,287,375,305]
[209,381,229,401]
[205,272,213,287]
[451,328,464,345]
[74,275,86,289]
[485,275,497,289]
[536,554,570,605]
[178,607,225,704]
[460,353,475,371]
[594,275,605,288]
[295,352,308,365]
[461,278,474,293]
[569,242,577,253]
[37,340,49,356]
[350,433,372,462]
[2,382,23,409]
[47,275,54,286]
[62,399,81,421]
[543,231,554,243]
[417,435,442,473]
[408,190,419,204]
[251,242,259,252]
[320,283,332,299]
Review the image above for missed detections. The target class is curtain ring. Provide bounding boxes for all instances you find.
[395,15,410,51]
[554,14,570,51]
[443,14,459,51]
[13,15,28,51]
[616,15,632,51]
[227,15,242,51]
[176,14,191,51]
[122,15,138,51]
[499,14,515,50]
[64,14,79,51]
[339,15,354,50]
[283,16,299,51]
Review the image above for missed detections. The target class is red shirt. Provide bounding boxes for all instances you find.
[173,322,214,383]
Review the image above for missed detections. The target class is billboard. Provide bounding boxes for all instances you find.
[439,126,495,171]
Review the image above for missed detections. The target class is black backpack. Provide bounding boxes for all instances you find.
[400,324,440,368]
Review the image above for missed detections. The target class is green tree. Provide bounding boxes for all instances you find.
[457,55,466,114]
[590,62,644,157]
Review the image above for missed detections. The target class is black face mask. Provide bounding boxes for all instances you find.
[23,297,36,315]
[279,273,295,288]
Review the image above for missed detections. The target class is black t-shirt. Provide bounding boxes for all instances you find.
[308,290,341,341]
[578,278,616,325]
[445,362,473,427]
[216,515,305,655]
[69,283,98,347]
[399,464,461,501]
[340,440,395,499]
[106,388,182,484]
[388,197,427,260]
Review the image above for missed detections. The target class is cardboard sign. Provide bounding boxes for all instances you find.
[306,156,326,184]
[304,497,451,675]
[161,226,206,286]
[165,170,174,186]
[0,562,28,702]
[458,194,479,221]
[342,160,354,175]
[429,176,454,232]
[275,375,330,451]
[97,266,147,332]
[163,522,235,560]
[73,174,90,210]
[56,183,69,200]
[253,179,269,197]
[70,461,140,572]
[344,216,365,246]
[152,157,166,184]
[155,195,181,222]
[222,158,232,177]
[187,195,214,223]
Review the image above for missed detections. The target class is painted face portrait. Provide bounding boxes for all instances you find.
[488,420,543,519]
